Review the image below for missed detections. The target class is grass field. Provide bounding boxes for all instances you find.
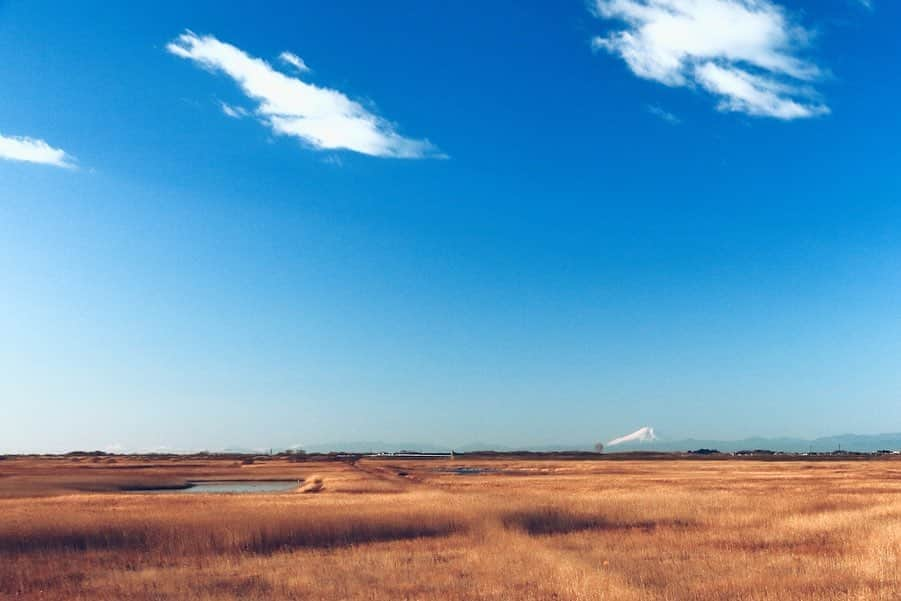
[1,455,900,600]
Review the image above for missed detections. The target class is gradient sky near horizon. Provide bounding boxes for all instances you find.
[2,0,900,453]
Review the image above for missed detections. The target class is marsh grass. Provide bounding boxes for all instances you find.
[1,457,900,600]
[0,502,465,555]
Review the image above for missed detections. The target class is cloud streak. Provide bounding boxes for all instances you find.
[591,0,829,120]
[0,133,75,168]
[279,51,311,73]
[167,31,441,158]
[219,101,249,119]
[647,104,681,124]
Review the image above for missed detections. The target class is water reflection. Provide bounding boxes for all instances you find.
[139,480,299,494]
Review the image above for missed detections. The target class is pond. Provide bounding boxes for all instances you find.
[135,480,300,494]
[431,466,498,475]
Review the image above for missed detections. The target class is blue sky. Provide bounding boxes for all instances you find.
[1,0,899,452]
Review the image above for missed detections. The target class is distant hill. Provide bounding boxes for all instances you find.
[603,433,901,453]
[300,441,453,454]
[288,432,901,454]
[17,432,898,456]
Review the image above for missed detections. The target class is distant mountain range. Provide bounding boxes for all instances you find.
[36,432,899,456]
[278,432,901,454]
[622,432,901,453]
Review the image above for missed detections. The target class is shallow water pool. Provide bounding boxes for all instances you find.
[137,480,300,494]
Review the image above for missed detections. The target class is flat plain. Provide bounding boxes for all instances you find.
[1,454,900,600]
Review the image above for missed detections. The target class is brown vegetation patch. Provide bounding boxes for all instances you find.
[0,507,464,557]
[0,525,153,553]
[715,532,841,556]
[502,506,661,536]
[242,515,460,553]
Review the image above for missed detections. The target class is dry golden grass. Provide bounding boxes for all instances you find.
[1,455,900,600]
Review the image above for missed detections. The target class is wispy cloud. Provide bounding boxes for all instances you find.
[0,133,75,168]
[219,101,249,119]
[590,0,829,120]
[167,31,442,158]
[279,51,311,73]
[647,104,681,124]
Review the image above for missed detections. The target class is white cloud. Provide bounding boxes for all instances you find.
[0,133,75,168]
[279,51,311,73]
[167,31,442,158]
[591,0,829,120]
[694,61,824,119]
[647,104,681,123]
